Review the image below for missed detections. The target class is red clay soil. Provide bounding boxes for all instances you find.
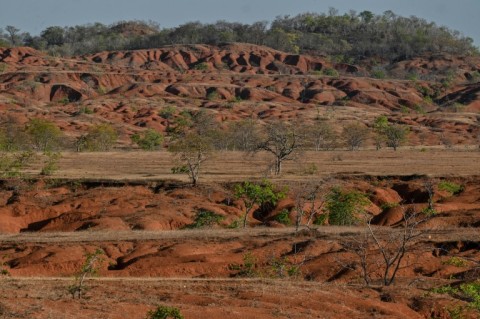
[0,45,479,147]
[0,176,479,233]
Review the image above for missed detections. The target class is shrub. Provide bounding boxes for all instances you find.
[146,305,184,319]
[322,68,339,77]
[193,62,208,70]
[206,89,219,101]
[184,210,224,229]
[40,152,61,176]
[171,165,189,174]
[324,187,369,225]
[443,256,467,267]
[159,106,176,119]
[431,281,480,312]
[275,209,291,225]
[438,181,463,195]
[0,151,35,178]
[131,129,164,151]
[78,123,118,151]
[229,252,258,277]
[25,118,62,151]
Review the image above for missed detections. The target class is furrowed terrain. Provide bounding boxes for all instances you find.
[0,43,479,318]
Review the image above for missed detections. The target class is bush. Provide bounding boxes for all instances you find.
[77,123,118,151]
[431,281,480,312]
[438,181,463,195]
[184,210,224,229]
[40,152,61,176]
[25,118,62,151]
[275,209,291,225]
[322,68,339,77]
[131,129,163,150]
[324,187,369,225]
[146,305,184,319]
[229,252,257,277]
[193,62,208,70]
[0,151,35,178]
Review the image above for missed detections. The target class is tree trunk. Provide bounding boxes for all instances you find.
[275,158,282,175]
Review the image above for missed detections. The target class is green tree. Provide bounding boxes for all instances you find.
[25,118,62,151]
[131,129,164,150]
[384,124,409,151]
[372,115,389,150]
[234,180,286,228]
[323,187,369,225]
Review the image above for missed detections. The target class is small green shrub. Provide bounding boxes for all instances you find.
[227,219,241,229]
[303,163,318,175]
[131,129,164,151]
[171,165,189,174]
[438,181,463,195]
[266,256,301,278]
[380,202,399,211]
[79,106,94,114]
[275,209,291,225]
[229,252,258,277]
[193,62,208,70]
[146,305,184,319]
[184,210,224,229]
[40,152,61,176]
[322,68,339,77]
[371,69,386,79]
[443,257,468,267]
[206,90,219,101]
[159,105,176,119]
[0,151,35,178]
[431,281,480,312]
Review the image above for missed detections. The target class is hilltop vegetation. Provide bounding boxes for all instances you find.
[0,9,477,61]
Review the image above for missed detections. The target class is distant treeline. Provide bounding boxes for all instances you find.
[1,9,477,61]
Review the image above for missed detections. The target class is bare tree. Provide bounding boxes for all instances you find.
[343,208,428,286]
[169,133,212,186]
[342,122,369,151]
[306,120,337,151]
[292,181,328,231]
[256,121,304,175]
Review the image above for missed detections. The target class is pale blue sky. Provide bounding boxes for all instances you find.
[1,0,478,46]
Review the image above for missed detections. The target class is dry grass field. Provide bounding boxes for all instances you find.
[30,149,480,182]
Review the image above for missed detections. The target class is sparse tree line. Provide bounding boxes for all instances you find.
[0,9,477,62]
[0,111,411,180]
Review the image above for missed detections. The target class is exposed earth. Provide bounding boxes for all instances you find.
[0,44,479,318]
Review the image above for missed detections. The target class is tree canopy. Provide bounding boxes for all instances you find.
[1,9,477,61]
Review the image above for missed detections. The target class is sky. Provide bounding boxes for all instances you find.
[0,0,479,46]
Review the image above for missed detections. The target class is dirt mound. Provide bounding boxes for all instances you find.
[0,44,479,147]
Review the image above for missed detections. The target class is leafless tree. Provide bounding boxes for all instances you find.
[169,133,212,186]
[306,120,338,151]
[256,121,305,175]
[342,122,370,151]
[343,207,429,286]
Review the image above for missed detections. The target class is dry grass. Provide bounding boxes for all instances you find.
[1,226,477,244]
[26,149,480,182]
